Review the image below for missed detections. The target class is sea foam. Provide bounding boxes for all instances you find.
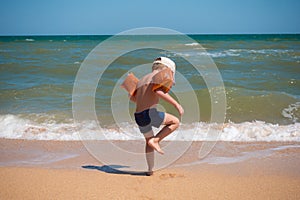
[282,102,300,123]
[0,114,299,142]
[185,43,200,46]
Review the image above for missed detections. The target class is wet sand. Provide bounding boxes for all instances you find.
[1,139,300,199]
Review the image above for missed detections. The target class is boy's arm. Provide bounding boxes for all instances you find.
[155,90,184,116]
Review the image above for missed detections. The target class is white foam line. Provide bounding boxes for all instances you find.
[0,114,299,141]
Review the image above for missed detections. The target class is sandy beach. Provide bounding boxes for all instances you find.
[1,165,300,200]
[1,139,300,199]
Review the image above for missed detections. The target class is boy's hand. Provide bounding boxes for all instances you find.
[175,104,184,116]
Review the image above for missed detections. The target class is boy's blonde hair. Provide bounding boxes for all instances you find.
[152,63,167,71]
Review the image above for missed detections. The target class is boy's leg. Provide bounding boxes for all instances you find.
[144,131,154,175]
[156,113,180,141]
[148,113,179,154]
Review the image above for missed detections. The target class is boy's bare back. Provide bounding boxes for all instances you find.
[135,71,160,113]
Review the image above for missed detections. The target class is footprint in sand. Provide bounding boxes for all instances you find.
[159,173,184,180]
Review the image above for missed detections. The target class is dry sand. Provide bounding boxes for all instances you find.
[1,166,300,200]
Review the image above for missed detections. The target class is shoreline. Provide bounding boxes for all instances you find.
[1,139,300,170]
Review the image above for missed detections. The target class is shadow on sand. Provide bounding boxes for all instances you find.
[82,165,150,176]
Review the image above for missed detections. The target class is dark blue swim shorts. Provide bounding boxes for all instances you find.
[134,108,165,134]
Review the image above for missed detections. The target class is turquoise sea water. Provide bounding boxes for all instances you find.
[0,34,299,141]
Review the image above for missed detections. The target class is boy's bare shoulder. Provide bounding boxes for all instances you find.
[137,72,155,88]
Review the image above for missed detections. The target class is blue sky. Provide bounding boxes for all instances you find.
[0,0,299,35]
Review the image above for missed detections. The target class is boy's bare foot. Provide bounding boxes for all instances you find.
[145,171,153,176]
[148,138,164,154]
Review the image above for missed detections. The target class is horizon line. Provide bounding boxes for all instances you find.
[0,32,300,37]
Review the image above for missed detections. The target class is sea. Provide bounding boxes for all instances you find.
[0,34,299,141]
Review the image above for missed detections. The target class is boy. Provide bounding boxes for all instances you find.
[131,57,184,154]
[122,57,184,175]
